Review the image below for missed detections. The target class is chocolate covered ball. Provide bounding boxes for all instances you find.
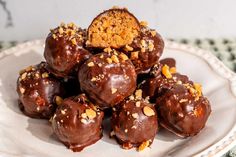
[51,94,104,152]
[87,8,140,49]
[44,22,91,78]
[125,26,164,73]
[16,62,64,119]
[78,49,137,109]
[111,90,158,151]
[156,83,211,137]
[140,62,189,102]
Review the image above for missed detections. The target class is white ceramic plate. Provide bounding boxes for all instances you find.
[0,40,236,157]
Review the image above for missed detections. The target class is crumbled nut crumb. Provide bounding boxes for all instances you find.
[150,31,156,37]
[162,64,172,79]
[52,34,57,39]
[98,63,102,67]
[138,141,150,151]
[135,101,141,107]
[100,54,104,59]
[111,55,119,63]
[148,41,154,51]
[129,95,135,100]
[194,83,202,96]
[80,118,87,124]
[179,99,188,103]
[87,62,95,67]
[20,87,25,94]
[131,51,139,60]
[104,47,112,53]
[36,106,40,111]
[124,129,128,133]
[81,113,87,119]
[170,67,177,74]
[119,53,129,61]
[140,21,148,27]
[91,77,97,82]
[106,58,113,64]
[135,89,142,100]
[124,45,134,51]
[71,38,77,45]
[85,109,97,119]
[21,72,27,80]
[61,110,66,115]
[58,27,64,34]
[42,72,49,78]
[55,96,63,105]
[111,88,117,94]
[143,106,155,116]
[132,113,139,119]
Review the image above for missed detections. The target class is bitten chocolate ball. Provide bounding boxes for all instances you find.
[78,49,137,109]
[124,26,164,73]
[111,90,158,151]
[44,22,91,78]
[16,62,64,119]
[87,8,141,49]
[156,83,211,137]
[51,94,104,152]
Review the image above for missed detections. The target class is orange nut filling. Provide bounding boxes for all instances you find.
[87,8,141,48]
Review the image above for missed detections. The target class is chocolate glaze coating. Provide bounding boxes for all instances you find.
[126,27,164,73]
[52,94,104,152]
[140,63,189,102]
[78,49,137,109]
[16,62,64,119]
[44,23,91,78]
[111,98,158,149]
[156,84,211,137]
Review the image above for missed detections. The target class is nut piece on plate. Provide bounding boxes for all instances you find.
[78,49,137,109]
[51,94,104,152]
[111,90,158,151]
[87,8,141,49]
[44,22,91,78]
[16,62,64,119]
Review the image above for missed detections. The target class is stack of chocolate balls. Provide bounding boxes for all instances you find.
[16,7,211,152]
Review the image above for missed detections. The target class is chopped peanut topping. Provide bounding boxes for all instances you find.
[131,51,139,60]
[104,47,112,53]
[119,53,129,61]
[132,113,139,119]
[124,44,134,51]
[55,96,63,105]
[81,113,87,119]
[143,106,155,116]
[91,77,97,82]
[85,109,97,119]
[106,58,113,64]
[20,87,25,94]
[111,88,117,94]
[111,55,119,63]
[42,72,49,78]
[80,118,87,124]
[135,89,142,100]
[71,38,77,45]
[140,21,148,27]
[138,141,150,151]
[21,72,27,80]
[170,67,177,74]
[150,31,157,37]
[162,64,172,79]
[87,62,95,67]
[148,41,154,51]
[58,27,64,34]
[194,83,202,97]
[135,101,141,107]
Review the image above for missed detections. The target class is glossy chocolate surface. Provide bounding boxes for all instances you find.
[111,97,158,149]
[78,50,137,109]
[17,62,64,119]
[52,94,104,152]
[44,23,91,78]
[127,27,164,73]
[156,84,211,137]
